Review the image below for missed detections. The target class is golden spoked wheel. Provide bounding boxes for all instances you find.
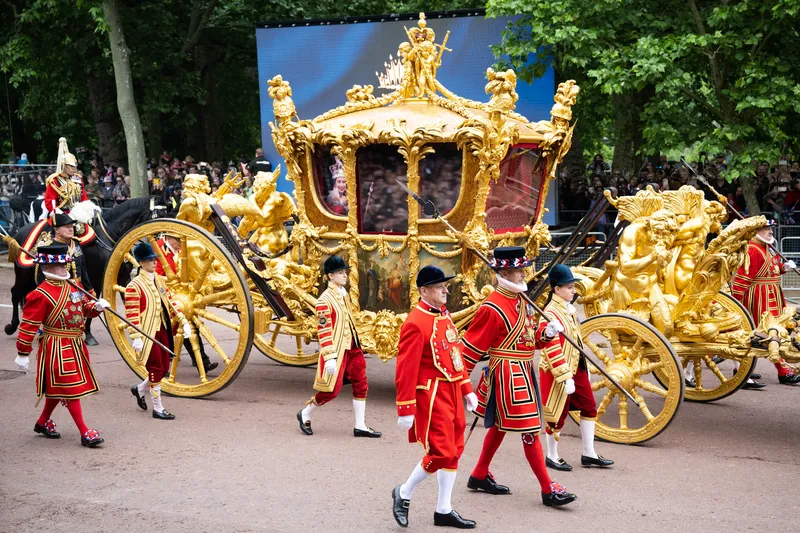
[654,292,757,403]
[103,219,254,397]
[253,308,319,367]
[569,313,684,444]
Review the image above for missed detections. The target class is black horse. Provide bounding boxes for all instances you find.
[4,197,164,345]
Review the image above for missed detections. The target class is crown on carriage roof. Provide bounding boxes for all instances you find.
[329,156,345,179]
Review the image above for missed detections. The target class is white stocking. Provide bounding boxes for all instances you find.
[400,461,430,500]
[545,431,560,462]
[301,401,316,423]
[353,398,368,430]
[137,378,149,395]
[436,470,457,514]
[580,419,599,458]
[150,384,165,413]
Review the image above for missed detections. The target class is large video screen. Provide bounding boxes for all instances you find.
[256,12,558,224]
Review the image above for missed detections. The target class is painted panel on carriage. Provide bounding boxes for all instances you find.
[356,247,411,314]
[256,13,557,227]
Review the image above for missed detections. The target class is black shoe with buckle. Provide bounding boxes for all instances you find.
[581,454,614,467]
[354,427,381,438]
[751,373,762,380]
[392,485,410,528]
[297,410,313,435]
[433,510,476,529]
[685,377,696,388]
[542,481,577,507]
[33,419,60,439]
[546,457,573,471]
[81,428,104,448]
[131,385,147,411]
[467,473,510,494]
[779,374,800,385]
[153,409,176,420]
[741,379,767,390]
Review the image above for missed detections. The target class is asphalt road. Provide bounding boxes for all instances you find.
[1,270,799,533]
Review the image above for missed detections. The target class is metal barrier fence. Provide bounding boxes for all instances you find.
[780,236,800,292]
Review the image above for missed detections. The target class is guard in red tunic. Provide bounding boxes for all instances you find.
[462,247,576,507]
[392,266,478,529]
[43,137,95,221]
[731,219,800,385]
[538,264,614,470]
[296,255,380,437]
[155,233,218,374]
[126,242,193,420]
[14,243,110,447]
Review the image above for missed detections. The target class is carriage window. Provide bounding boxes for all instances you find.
[486,146,543,234]
[313,146,350,217]
[418,143,462,216]
[358,145,408,234]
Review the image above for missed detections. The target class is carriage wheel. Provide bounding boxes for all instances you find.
[253,308,319,367]
[568,313,684,444]
[653,292,756,403]
[103,219,254,397]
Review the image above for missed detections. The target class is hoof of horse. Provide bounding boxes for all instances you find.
[85,336,99,347]
[4,323,18,335]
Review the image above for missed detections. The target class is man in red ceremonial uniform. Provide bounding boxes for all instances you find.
[43,137,97,222]
[392,266,478,529]
[731,219,800,385]
[296,255,380,437]
[154,233,218,374]
[538,264,614,470]
[15,243,110,447]
[126,242,193,420]
[461,247,577,507]
[34,213,94,295]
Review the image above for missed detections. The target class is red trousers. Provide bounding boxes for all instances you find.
[410,380,466,473]
[145,327,172,383]
[541,364,597,432]
[313,348,368,405]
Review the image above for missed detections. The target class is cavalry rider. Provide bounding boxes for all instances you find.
[34,213,93,295]
[461,246,577,507]
[296,255,380,438]
[15,243,110,447]
[154,232,218,374]
[43,137,98,223]
[731,218,800,385]
[126,242,193,420]
[538,264,614,471]
[392,265,478,529]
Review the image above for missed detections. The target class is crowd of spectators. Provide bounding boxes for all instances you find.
[559,153,800,230]
[1,149,272,213]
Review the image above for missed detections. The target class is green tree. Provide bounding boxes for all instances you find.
[489,0,800,214]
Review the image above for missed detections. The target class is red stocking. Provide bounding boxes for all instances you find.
[522,433,552,493]
[65,399,89,435]
[471,425,506,479]
[36,398,59,425]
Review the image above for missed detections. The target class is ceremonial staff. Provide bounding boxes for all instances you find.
[681,157,800,275]
[396,179,641,407]
[0,228,179,357]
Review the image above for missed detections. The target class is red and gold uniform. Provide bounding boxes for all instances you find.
[44,172,88,217]
[395,299,473,473]
[537,294,597,433]
[17,279,102,399]
[310,282,368,404]
[463,287,542,432]
[124,271,187,383]
[731,237,795,378]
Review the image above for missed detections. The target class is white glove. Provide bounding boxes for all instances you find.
[183,323,193,338]
[324,358,337,376]
[132,338,144,352]
[786,260,797,270]
[565,378,576,395]
[92,203,103,213]
[94,298,110,311]
[465,392,479,412]
[14,355,29,372]
[397,415,414,430]
[544,320,565,338]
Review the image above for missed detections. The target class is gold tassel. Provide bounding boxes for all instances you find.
[2,235,20,263]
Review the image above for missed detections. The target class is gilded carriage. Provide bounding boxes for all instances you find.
[102,14,687,444]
